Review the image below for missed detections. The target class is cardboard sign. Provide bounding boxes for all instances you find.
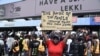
[41,11,72,30]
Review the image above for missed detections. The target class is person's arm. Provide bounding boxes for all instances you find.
[62,31,71,43]
[29,41,31,56]
[42,32,48,42]
[29,48,31,56]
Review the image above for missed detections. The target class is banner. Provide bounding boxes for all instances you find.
[0,0,22,5]
[41,11,72,30]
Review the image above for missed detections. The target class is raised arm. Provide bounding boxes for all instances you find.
[62,31,71,43]
[42,32,48,42]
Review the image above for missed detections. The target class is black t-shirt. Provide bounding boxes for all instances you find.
[29,40,40,56]
[69,42,79,54]
[78,42,85,54]
[19,39,23,50]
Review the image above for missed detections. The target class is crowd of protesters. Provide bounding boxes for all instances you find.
[0,28,99,56]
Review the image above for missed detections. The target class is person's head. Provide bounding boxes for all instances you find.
[14,35,19,40]
[78,36,83,42]
[91,31,98,40]
[92,34,98,39]
[24,34,30,39]
[51,35,60,44]
[71,34,76,39]
[72,37,78,43]
[31,34,37,40]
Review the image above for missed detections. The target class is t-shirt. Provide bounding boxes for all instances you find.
[13,40,19,53]
[22,39,29,51]
[70,42,79,54]
[78,42,85,54]
[46,40,65,56]
[29,40,40,56]
[66,39,72,53]
[0,40,4,45]
[6,37,15,50]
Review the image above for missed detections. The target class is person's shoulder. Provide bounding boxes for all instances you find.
[59,40,65,44]
[6,37,9,40]
[36,40,40,43]
[10,37,14,40]
[31,40,40,43]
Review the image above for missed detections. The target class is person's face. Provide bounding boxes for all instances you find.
[52,38,59,44]
[70,34,76,38]
[71,34,75,38]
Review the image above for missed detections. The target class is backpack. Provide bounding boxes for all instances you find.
[38,40,45,52]
[22,39,29,51]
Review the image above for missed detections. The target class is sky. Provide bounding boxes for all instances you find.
[0,0,21,5]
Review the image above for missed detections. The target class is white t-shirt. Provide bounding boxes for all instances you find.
[66,39,72,53]
[6,37,15,49]
[0,39,4,45]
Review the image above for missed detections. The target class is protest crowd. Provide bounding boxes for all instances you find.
[0,27,99,56]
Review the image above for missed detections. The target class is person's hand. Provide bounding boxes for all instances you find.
[42,31,48,41]
[42,31,46,36]
[63,30,71,43]
[65,31,71,36]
